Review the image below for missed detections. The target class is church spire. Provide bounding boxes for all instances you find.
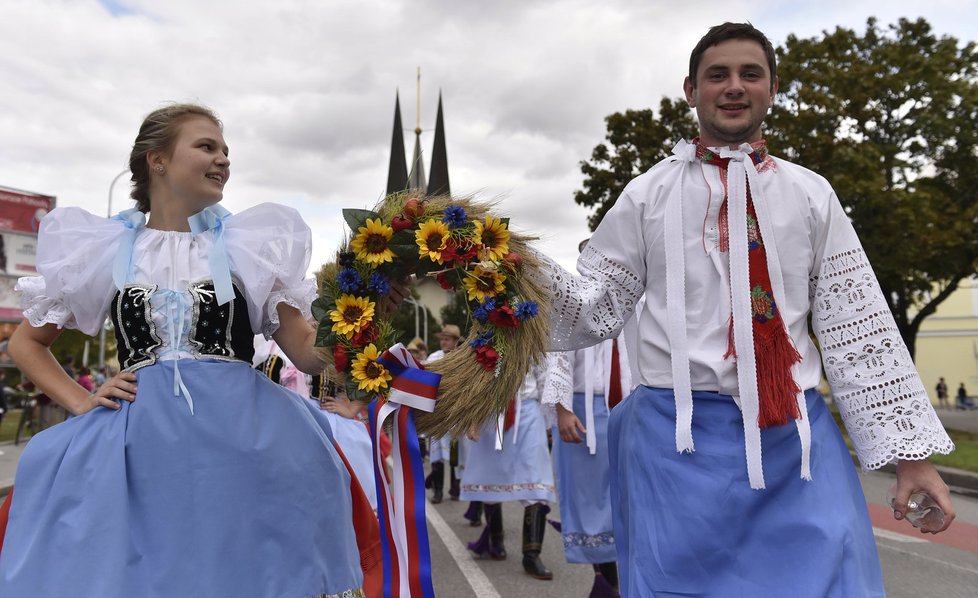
[427,91,450,197]
[407,67,427,192]
[385,90,409,196]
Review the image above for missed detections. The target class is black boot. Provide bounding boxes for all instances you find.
[463,501,484,527]
[448,466,461,500]
[468,502,506,560]
[590,562,620,596]
[521,504,553,580]
[429,462,444,504]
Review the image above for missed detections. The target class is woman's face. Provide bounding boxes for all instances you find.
[158,116,230,210]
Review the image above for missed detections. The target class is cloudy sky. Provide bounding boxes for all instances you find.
[2,0,977,273]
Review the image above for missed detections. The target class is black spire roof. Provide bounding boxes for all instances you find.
[427,92,450,197]
[385,91,409,195]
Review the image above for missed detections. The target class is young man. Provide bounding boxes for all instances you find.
[538,22,955,597]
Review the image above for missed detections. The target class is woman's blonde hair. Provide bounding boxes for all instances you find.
[128,103,222,212]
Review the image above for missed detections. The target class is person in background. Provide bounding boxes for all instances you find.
[935,377,949,410]
[76,367,95,394]
[406,337,428,363]
[425,324,461,503]
[957,383,976,410]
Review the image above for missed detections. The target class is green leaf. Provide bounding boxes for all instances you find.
[342,208,381,233]
[310,297,333,323]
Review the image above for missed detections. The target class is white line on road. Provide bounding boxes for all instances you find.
[876,541,978,577]
[426,505,502,598]
[872,527,928,543]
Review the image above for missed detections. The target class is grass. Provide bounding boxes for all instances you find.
[829,406,978,473]
[0,409,27,444]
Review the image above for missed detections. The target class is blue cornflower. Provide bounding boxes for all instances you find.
[514,301,538,321]
[338,252,356,267]
[368,272,391,296]
[473,297,497,321]
[336,268,363,293]
[469,331,494,348]
[442,205,467,229]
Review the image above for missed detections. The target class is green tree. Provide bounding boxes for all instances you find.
[768,18,978,357]
[439,290,471,339]
[575,18,978,357]
[574,98,698,230]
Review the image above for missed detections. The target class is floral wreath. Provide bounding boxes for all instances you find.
[312,192,550,437]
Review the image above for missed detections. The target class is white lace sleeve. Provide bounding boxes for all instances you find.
[226,203,317,338]
[534,184,647,352]
[541,351,574,415]
[811,199,953,470]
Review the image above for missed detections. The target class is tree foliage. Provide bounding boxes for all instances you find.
[768,18,978,356]
[574,98,698,230]
[575,17,978,356]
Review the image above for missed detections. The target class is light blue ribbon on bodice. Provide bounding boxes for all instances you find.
[156,289,195,414]
[188,204,234,306]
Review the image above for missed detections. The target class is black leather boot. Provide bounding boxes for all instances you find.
[467,502,506,560]
[521,504,553,580]
[463,501,484,526]
[590,562,620,596]
[429,462,444,504]
[448,466,461,500]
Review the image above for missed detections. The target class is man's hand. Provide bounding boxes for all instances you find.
[892,458,955,533]
[556,404,586,443]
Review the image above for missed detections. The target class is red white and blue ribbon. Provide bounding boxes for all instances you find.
[368,343,440,598]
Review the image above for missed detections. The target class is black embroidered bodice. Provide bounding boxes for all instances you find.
[111,280,255,371]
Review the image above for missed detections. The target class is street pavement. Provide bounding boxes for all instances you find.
[1,407,977,596]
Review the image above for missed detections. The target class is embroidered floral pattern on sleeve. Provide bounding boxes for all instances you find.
[461,482,557,495]
[811,247,954,470]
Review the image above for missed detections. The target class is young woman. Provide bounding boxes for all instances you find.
[0,104,371,597]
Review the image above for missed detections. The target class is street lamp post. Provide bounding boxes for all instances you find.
[98,169,129,370]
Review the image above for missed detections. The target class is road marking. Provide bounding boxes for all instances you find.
[426,505,502,598]
[877,542,978,577]
[873,527,928,543]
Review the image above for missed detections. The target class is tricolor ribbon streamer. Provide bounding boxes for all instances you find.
[368,343,441,598]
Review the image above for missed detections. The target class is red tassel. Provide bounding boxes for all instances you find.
[754,325,802,428]
[503,397,516,431]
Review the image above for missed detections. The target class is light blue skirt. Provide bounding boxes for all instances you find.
[609,386,884,598]
[0,359,364,598]
[552,392,616,564]
[460,399,555,503]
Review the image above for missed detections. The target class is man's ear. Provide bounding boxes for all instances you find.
[683,76,697,108]
[768,76,779,107]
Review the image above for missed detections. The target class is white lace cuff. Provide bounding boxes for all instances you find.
[541,352,574,414]
[16,276,77,330]
[262,278,318,338]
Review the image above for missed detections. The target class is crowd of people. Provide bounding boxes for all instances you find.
[0,20,962,598]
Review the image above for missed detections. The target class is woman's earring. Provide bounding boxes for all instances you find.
[155,165,164,174]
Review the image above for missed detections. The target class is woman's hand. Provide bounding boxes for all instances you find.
[320,394,366,421]
[76,371,137,415]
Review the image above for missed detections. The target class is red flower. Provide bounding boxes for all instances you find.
[488,305,519,328]
[474,345,499,371]
[436,271,456,291]
[443,238,478,264]
[350,323,380,348]
[333,345,349,373]
[503,251,522,273]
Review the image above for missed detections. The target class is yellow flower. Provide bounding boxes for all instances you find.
[463,265,506,302]
[473,216,510,262]
[351,218,395,266]
[330,294,375,338]
[351,344,392,393]
[415,219,450,263]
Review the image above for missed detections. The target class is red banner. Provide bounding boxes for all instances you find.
[0,185,56,322]
[0,185,56,234]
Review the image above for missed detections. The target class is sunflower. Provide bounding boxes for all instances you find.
[473,216,510,262]
[330,294,376,338]
[463,265,507,303]
[415,219,450,263]
[351,343,392,393]
[351,218,395,266]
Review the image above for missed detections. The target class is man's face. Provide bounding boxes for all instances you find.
[439,335,458,353]
[683,38,777,148]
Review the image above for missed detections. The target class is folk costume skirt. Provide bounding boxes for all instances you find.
[460,398,556,504]
[608,386,884,598]
[552,392,616,564]
[0,360,364,598]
